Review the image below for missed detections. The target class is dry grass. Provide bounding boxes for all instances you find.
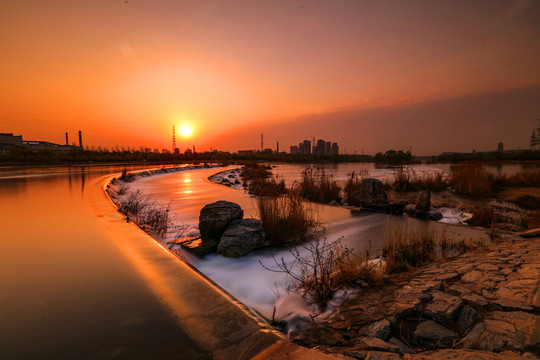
[256,190,317,246]
[392,166,446,192]
[296,167,341,204]
[344,170,369,203]
[449,163,494,197]
[332,242,383,288]
[117,190,172,237]
[248,176,287,197]
[494,168,540,188]
[240,163,271,181]
[383,226,436,273]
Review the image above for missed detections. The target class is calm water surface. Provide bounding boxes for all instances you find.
[0,165,210,360]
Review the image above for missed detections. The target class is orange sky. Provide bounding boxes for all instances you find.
[1,1,539,154]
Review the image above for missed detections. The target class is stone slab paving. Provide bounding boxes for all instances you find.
[291,237,540,359]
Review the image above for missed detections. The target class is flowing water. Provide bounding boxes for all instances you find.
[0,162,527,357]
[129,163,495,320]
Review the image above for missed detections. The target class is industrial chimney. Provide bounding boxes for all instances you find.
[78,130,83,148]
[65,132,69,146]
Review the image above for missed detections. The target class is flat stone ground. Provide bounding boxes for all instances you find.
[291,236,540,359]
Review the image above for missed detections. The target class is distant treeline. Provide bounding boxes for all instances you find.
[2,146,539,165]
[0,146,374,165]
[436,150,540,163]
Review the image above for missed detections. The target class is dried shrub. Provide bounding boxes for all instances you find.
[248,176,287,197]
[450,163,494,197]
[260,237,350,313]
[116,183,130,196]
[392,166,446,192]
[332,241,382,288]
[296,167,341,204]
[139,203,172,236]
[344,170,369,203]
[240,163,271,181]
[494,168,540,188]
[467,206,494,227]
[257,191,317,246]
[383,226,436,273]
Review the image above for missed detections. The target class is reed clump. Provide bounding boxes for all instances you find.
[383,226,436,273]
[256,190,317,246]
[117,190,172,237]
[248,176,287,197]
[332,241,382,288]
[296,167,341,204]
[449,163,494,197]
[240,163,271,181]
[392,166,446,192]
[344,170,369,203]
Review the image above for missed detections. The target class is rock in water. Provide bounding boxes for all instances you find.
[348,178,388,207]
[218,219,265,257]
[416,190,431,212]
[198,201,243,254]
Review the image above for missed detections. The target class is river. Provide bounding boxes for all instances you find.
[0,165,211,359]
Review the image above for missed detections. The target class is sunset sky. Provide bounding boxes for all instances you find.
[1,0,539,155]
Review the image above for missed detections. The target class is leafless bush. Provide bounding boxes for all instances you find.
[116,183,130,196]
[139,202,172,237]
[260,237,351,313]
[118,190,152,216]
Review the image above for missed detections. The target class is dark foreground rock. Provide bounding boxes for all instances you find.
[218,218,265,257]
[198,200,243,251]
[349,178,407,215]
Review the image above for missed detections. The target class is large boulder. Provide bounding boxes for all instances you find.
[199,200,243,243]
[416,190,431,212]
[348,178,388,207]
[217,218,266,257]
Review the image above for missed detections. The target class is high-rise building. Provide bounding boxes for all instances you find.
[325,141,331,155]
[303,140,311,155]
[316,139,325,156]
[290,145,298,154]
[332,142,339,155]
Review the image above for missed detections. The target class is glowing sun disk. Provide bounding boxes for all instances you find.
[179,123,193,138]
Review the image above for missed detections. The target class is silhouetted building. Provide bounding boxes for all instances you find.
[332,142,339,155]
[316,139,325,156]
[303,140,311,155]
[497,142,504,152]
[0,132,76,154]
[299,142,304,154]
[290,145,298,154]
[325,141,331,155]
[238,150,254,156]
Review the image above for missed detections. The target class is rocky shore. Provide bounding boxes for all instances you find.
[290,236,540,359]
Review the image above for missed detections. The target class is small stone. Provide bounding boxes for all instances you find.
[434,272,460,282]
[456,305,479,330]
[492,299,534,312]
[388,337,413,354]
[460,322,485,349]
[424,291,463,321]
[361,319,392,340]
[357,337,400,353]
[462,270,483,283]
[476,263,500,272]
[414,320,459,346]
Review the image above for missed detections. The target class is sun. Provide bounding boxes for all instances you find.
[179,123,193,138]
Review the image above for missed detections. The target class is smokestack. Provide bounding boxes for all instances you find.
[65,132,69,146]
[78,130,83,148]
[276,141,279,154]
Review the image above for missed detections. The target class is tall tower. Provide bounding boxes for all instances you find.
[65,132,69,146]
[172,125,176,151]
[78,130,83,148]
[261,133,264,152]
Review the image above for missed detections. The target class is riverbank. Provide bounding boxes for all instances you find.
[290,235,540,359]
